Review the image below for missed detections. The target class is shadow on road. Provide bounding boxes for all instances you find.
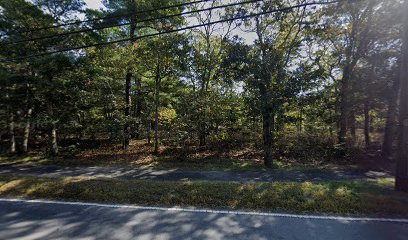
[0,164,392,183]
[1,201,407,240]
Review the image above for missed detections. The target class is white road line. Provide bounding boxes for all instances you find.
[1,198,408,224]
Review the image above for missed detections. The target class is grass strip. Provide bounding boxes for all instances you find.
[0,175,407,217]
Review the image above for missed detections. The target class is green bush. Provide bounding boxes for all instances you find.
[274,130,341,163]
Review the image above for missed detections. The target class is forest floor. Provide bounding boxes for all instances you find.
[1,140,283,170]
[0,139,392,173]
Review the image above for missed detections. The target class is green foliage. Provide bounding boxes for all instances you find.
[274,130,341,163]
[0,0,403,170]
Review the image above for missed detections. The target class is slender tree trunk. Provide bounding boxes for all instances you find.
[147,121,151,144]
[349,109,356,143]
[338,16,360,146]
[382,77,399,157]
[124,70,132,151]
[123,23,136,151]
[364,100,370,149]
[9,112,16,154]
[334,84,340,134]
[338,64,352,145]
[396,0,408,192]
[154,75,160,154]
[198,88,207,146]
[298,102,303,132]
[255,18,274,168]
[22,82,33,154]
[49,121,58,156]
[262,111,273,168]
[47,103,58,156]
[134,75,142,139]
[22,108,32,153]
[199,123,206,146]
[45,74,58,156]
[338,3,375,146]
[197,26,213,147]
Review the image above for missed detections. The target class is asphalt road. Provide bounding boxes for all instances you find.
[0,164,391,182]
[1,199,407,240]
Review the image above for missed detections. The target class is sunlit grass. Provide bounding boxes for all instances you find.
[0,155,50,165]
[0,175,407,217]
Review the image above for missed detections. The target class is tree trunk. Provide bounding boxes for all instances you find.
[338,64,351,145]
[198,90,207,146]
[49,121,58,156]
[338,2,375,146]
[382,77,399,158]
[338,18,359,146]
[262,111,273,168]
[364,101,370,149]
[47,102,58,156]
[134,75,142,139]
[298,101,303,132]
[334,84,340,134]
[154,75,160,154]
[123,70,132,151]
[123,22,136,151]
[147,121,151,144]
[22,108,32,153]
[22,78,33,154]
[396,0,408,192]
[9,112,16,154]
[199,123,206,146]
[349,109,356,143]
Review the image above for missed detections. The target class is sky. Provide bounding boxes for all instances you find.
[27,0,256,43]
[27,0,104,10]
[84,0,104,10]
[82,0,256,42]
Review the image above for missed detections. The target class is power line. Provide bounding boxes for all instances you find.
[17,0,213,34]
[1,0,341,62]
[5,0,264,45]
[1,0,340,61]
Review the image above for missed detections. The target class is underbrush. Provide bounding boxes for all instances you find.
[274,131,349,164]
[0,130,377,171]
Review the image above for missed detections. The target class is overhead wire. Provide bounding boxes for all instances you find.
[17,0,213,34]
[1,0,343,62]
[4,0,265,45]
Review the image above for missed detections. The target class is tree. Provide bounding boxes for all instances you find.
[0,0,83,155]
[323,0,381,147]
[186,0,237,146]
[0,0,405,183]
[395,0,408,192]
[102,0,186,150]
[136,34,188,153]
[102,0,138,150]
[234,0,318,167]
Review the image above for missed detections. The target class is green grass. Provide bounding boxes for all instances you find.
[0,174,407,217]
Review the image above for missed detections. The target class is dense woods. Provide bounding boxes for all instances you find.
[1,0,407,190]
